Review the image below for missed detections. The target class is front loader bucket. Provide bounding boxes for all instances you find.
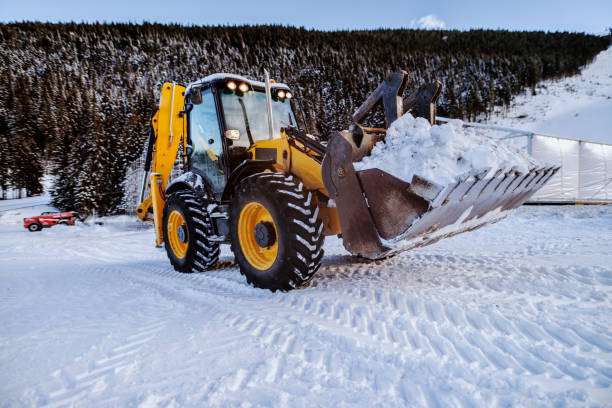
[322,133,559,259]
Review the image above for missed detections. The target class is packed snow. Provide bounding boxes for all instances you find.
[487,46,612,145]
[1,197,611,407]
[355,114,537,185]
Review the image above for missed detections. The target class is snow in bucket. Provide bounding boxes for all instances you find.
[354,114,539,185]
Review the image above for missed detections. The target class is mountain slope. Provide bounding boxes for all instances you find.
[488,47,612,144]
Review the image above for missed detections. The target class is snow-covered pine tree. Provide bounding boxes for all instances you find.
[75,101,107,215]
[11,75,43,196]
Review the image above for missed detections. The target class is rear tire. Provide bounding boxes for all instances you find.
[28,223,42,232]
[230,173,325,291]
[162,190,220,273]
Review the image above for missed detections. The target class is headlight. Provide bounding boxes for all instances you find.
[227,81,237,91]
[277,90,286,99]
[238,82,249,93]
[286,92,292,99]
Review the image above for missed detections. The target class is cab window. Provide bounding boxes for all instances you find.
[221,89,298,148]
[189,89,225,192]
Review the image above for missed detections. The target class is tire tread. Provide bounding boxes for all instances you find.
[229,173,325,291]
[163,190,219,273]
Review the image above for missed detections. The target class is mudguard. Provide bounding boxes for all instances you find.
[166,171,214,199]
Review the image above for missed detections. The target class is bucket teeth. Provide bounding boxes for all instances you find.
[365,165,559,258]
[430,181,458,208]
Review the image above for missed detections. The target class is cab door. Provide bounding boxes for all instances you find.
[188,88,226,193]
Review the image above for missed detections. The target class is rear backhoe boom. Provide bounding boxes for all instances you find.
[137,82,187,247]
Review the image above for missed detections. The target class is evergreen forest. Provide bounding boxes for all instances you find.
[0,22,609,214]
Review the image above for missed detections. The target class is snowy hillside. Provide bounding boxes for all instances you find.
[1,199,611,407]
[488,46,612,144]
[2,23,609,212]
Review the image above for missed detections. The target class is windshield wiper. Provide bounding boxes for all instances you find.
[237,98,255,145]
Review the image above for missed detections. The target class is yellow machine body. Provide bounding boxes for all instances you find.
[137,81,341,247]
[249,136,341,235]
[137,72,557,271]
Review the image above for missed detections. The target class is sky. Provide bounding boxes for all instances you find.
[1,0,611,34]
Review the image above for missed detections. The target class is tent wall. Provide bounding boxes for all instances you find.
[529,135,612,202]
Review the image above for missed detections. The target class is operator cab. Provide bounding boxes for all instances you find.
[183,74,298,195]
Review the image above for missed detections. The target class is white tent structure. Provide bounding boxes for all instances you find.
[437,118,612,203]
[528,135,612,202]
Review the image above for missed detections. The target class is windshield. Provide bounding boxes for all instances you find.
[221,89,297,148]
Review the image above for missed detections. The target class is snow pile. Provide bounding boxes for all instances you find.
[355,114,538,185]
[0,204,55,226]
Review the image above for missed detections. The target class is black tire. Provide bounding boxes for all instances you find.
[162,190,220,273]
[230,173,325,291]
[28,223,42,232]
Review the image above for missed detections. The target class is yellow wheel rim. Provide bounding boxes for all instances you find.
[167,210,188,259]
[238,202,278,270]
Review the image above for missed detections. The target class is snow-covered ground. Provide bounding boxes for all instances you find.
[0,195,53,214]
[487,47,612,145]
[1,199,611,407]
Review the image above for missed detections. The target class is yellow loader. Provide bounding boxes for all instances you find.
[137,71,558,291]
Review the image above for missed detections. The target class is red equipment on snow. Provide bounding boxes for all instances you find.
[23,211,78,232]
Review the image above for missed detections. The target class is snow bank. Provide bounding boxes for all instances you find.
[0,205,57,226]
[355,114,538,185]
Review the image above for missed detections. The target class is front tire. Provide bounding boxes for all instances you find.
[230,173,325,291]
[162,190,220,273]
[28,223,42,232]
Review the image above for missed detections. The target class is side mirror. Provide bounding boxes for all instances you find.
[185,144,193,156]
[225,129,240,140]
[190,88,202,105]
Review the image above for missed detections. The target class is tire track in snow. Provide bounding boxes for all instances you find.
[40,320,168,408]
[96,262,448,405]
[293,257,612,387]
[27,232,612,406]
[109,266,379,404]
[126,253,612,393]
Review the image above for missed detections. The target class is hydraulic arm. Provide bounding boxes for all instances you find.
[136,83,187,246]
